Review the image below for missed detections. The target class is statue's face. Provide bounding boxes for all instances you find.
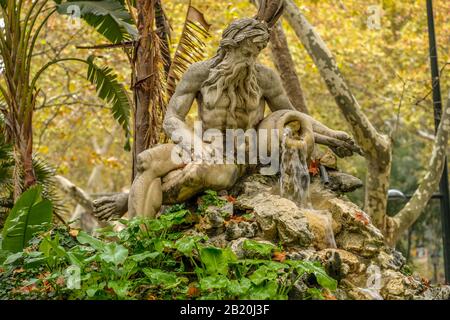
[226,37,267,64]
[240,37,267,59]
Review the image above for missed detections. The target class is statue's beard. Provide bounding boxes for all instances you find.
[202,57,260,121]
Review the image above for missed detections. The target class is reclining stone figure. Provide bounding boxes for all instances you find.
[93,5,360,221]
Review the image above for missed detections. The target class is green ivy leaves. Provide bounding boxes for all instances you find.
[0,201,338,300]
[100,243,128,266]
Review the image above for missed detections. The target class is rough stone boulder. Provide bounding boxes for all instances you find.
[327,171,363,193]
[326,198,384,258]
[188,173,450,300]
[302,209,338,250]
[236,192,314,246]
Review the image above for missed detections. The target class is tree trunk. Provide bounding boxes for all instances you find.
[70,127,117,230]
[132,0,164,179]
[269,21,308,114]
[54,175,94,213]
[23,113,36,187]
[283,0,392,229]
[283,0,450,246]
[406,228,413,262]
[14,115,36,200]
[385,92,450,245]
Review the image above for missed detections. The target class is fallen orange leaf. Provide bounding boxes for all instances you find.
[37,272,51,280]
[56,276,65,286]
[230,215,248,223]
[187,285,200,297]
[69,229,80,237]
[323,290,337,300]
[17,283,38,294]
[354,212,370,225]
[308,160,320,176]
[272,251,286,262]
[421,277,430,287]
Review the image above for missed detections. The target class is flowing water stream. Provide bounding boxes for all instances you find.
[280,127,336,248]
[308,209,337,248]
[280,128,311,207]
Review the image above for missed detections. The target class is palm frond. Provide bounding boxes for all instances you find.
[155,0,171,79]
[0,146,14,189]
[0,91,10,137]
[86,55,132,150]
[0,114,13,194]
[55,0,137,44]
[0,153,14,199]
[32,156,67,217]
[0,147,67,223]
[166,3,211,99]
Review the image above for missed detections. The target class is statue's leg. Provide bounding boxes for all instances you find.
[162,163,246,204]
[128,144,185,218]
[128,171,161,218]
[94,155,245,219]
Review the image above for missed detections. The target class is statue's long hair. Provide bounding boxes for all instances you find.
[200,1,285,121]
[202,44,261,120]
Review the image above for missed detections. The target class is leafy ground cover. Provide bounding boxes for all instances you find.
[0,188,336,300]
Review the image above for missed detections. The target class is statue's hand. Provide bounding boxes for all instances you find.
[333,131,363,157]
[329,145,354,158]
[314,131,364,158]
[92,193,129,221]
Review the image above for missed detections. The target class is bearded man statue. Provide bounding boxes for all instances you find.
[92,1,360,221]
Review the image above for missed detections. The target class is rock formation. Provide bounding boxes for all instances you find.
[180,173,450,300]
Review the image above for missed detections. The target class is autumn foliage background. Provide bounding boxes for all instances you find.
[29,0,450,281]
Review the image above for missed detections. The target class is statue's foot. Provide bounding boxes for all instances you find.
[92,192,129,221]
[329,143,364,158]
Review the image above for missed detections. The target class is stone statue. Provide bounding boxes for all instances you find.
[93,1,360,221]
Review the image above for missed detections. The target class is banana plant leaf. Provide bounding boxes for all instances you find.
[2,186,53,253]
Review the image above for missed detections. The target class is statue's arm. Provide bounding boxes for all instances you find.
[163,62,209,144]
[259,66,361,157]
[258,65,296,112]
[259,66,343,135]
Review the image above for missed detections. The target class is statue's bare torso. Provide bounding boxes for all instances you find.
[163,60,290,136]
[198,88,265,131]
[198,63,269,131]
